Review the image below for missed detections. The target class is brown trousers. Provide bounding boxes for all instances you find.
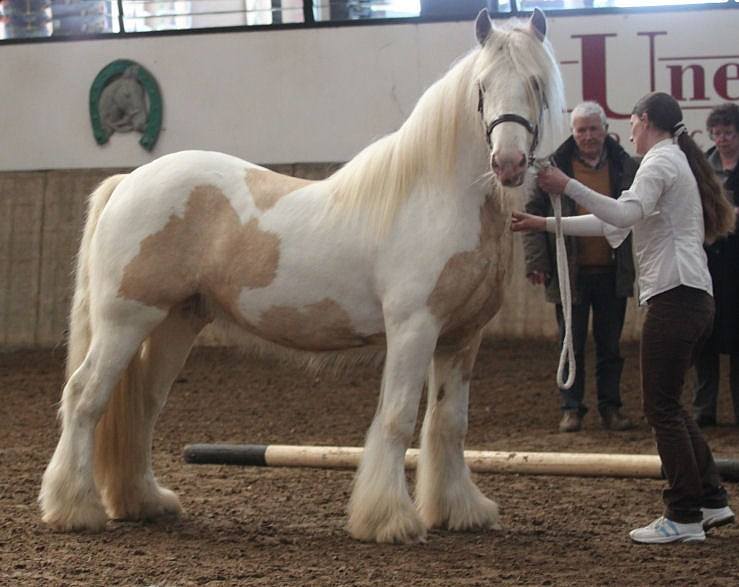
[641,285,728,523]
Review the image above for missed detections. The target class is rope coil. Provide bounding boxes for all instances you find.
[534,159,575,390]
[552,192,575,390]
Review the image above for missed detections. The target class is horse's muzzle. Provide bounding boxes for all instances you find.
[491,151,527,187]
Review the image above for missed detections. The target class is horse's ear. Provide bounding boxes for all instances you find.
[475,9,492,46]
[528,7,547,41]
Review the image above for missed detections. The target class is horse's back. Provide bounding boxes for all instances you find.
[115,150,263,209]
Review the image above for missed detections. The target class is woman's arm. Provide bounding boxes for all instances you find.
[511,211,603,235]
[511,211,631,247]
[563,180,643,228]
[537,166,642,228]
[545,213,605,236]
[538,155,674,227]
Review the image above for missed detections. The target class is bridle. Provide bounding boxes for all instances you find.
[477,82,542,166]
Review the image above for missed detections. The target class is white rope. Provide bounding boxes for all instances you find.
[550,185,576,390]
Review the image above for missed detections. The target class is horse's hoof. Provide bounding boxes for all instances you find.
[446,495,501,532]
[41,503,108,533]
[418,486,502,532]
[139,487,183,520]
[106,485,182,521]
[348,507,427,544]
[375,520,428,544]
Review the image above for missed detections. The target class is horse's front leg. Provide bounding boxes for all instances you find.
[347,313,439,544]
[416,332,501,531]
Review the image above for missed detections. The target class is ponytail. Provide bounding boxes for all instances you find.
[633,92,736,243]
[676,133,735,244]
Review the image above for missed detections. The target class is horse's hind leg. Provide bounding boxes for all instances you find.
[416,333,500,531]
[39,306,164,532]
[347,313,438,544]
[96,300,209,522]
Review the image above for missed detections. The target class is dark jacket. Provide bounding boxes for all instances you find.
[704,146,739,354]
[523,135,638,304]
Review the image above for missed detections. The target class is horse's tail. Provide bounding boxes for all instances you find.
[66,174,128,380]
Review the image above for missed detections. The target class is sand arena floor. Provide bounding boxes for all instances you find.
[1,339,738,586]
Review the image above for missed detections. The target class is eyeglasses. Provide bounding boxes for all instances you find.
[709,129,737,140]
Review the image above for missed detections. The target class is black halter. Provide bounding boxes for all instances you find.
[477,84,541,166]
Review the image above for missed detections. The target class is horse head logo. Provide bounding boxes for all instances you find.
[90,60,163,151]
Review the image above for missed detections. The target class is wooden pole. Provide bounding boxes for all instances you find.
[183,443,739,481]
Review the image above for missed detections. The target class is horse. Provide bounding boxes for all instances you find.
[39,8,565,544]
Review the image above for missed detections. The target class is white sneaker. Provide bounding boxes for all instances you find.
[701,506,735,530]
[629,516,705,544]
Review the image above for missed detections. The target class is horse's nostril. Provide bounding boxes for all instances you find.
[519,153,527,168]
[490,155,500,171]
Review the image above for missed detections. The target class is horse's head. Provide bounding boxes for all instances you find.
[473,9,564,188]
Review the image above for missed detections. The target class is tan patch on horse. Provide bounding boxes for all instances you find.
[246,168,313,212]
[258,298,363,351]
[428,196,512,345]
[119,185,280,312]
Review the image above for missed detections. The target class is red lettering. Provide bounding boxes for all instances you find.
[572,33,631,119]
[668,64,708,101]
[714,63,739,100]
[637,32,667,92]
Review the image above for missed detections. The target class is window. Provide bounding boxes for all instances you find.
[0,0,734,40]
[1,1,116,38]
[314,1,421,20]
[120,0,304,31]
[517,0,728,7]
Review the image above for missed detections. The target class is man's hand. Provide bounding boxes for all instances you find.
[527,271,549,286]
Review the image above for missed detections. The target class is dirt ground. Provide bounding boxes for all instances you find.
[1,339,738,586]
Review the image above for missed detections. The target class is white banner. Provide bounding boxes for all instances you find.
[0,7,736,170]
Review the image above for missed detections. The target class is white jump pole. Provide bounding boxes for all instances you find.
[183,443,739,481]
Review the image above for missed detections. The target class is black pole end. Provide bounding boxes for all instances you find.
[183,443,269,466]
[716,458,739,483]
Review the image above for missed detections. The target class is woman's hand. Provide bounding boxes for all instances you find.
[537,166,571,194]
[511,211,547,232]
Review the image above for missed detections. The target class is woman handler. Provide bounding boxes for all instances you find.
[511,92,736,544]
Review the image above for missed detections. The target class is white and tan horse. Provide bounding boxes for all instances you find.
[39,9,565,544]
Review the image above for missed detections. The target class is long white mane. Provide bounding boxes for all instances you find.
[325,17,566,235]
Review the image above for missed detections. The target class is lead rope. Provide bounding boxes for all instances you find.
[551,191,575,390]
[535,160,575,390]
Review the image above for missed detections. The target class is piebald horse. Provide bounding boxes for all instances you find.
[40,9,565,544]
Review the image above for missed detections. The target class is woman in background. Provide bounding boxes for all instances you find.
[692,103,739,428]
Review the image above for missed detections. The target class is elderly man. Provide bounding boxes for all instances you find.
[693,103,739,428]
[523,101,638,433]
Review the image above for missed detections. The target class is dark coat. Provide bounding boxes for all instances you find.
[523,135,638,304]
[704,146,739,354]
